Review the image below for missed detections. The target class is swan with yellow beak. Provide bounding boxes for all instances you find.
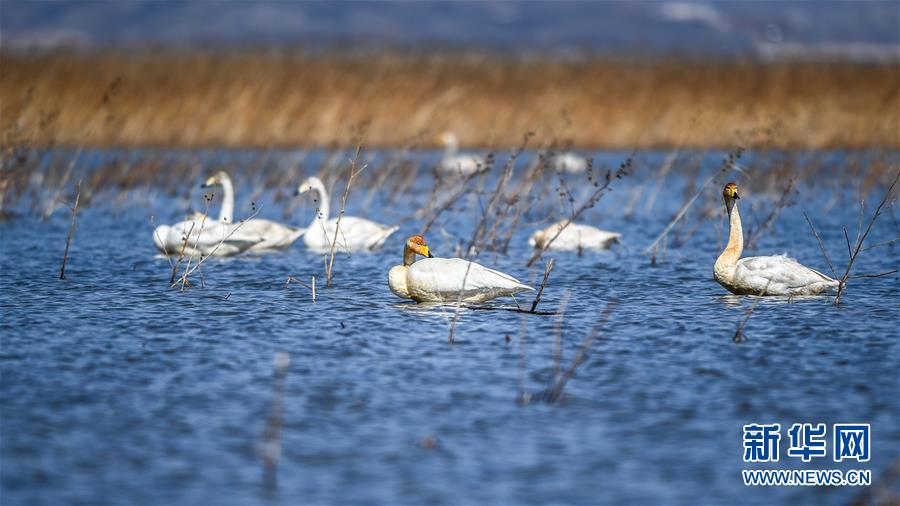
[389,235,533,303]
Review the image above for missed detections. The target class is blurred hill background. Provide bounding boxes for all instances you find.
[2,1,898,149]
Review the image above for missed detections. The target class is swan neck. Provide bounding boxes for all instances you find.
[717,199,743,269]
[219,176,235,224]
[308,178,329,229]
[444,138,458,159]
[403,246,417,266]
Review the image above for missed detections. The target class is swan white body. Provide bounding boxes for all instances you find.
[298,177,398,252]
[550,152,588,173]
[152,219,263,257]
[438,132,486,175]
[529,221,621,251]
[714,184,838,296]
[203,172,305,252]
[390,258,533,303]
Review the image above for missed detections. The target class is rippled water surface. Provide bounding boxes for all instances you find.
[1,150,898,505]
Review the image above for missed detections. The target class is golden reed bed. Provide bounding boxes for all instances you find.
[1,51,898,149]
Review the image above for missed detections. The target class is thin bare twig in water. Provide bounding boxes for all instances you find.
[261,352,290,498]
[545,300,618,403]
[529,258,555,312]
[170,221,196,284]
[802,210,837,278]
[733,282,771,343]
[646,167,724,257]
[834,169,900,305]
[646,148,742,261]
[446,260,474,345]
[59,179,81,280]
[861,236,900,252]
[451,305,554,316]
[170,195,211,285]
[172,205,261,289]
[466,132,532,256]
[552,291,571,385]
[848,270,897,279]
[418,169,483,236]
[517,314,529,404]
[745,177,795,250]
[527,156,632,267]
[150,215,174,270]
[326,141,366,288]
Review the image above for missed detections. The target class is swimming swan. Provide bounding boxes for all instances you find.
[549,152,588,173]
[438,132,487,175]
[713,182,838,296]
[296,176,398,252]
[201,172,305,252]
[529,220,621,251]
[152,217,263,257]
[389,235,534,303]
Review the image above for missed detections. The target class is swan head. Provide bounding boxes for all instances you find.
[723,182,740,214]
[405,235,433,261]
[295,177,323,196]
[296,180,313,196]
[202,171,230,188]
[436,132,458,146]
[723,182,740,200]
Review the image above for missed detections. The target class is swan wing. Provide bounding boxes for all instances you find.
[241,219,304,251]
[441,155,485,174]
[305,217,397,251]
[534,222,620,250]
[164,220,263,257]
[735,255,838,295]
[406,258,532,303]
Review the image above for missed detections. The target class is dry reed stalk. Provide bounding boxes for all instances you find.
[172,205,261,289]
[545,300,618,403]
[645,148,742,261]
[802,210,837,278]
[529,258,555,313]
[446,260,474,345]
[4,52,898,150]
[745,177,796,250]
[526,156,632,267]
[325,141,366,288]
[732,282,771,343]
[834,168,900,305]
[551,290,571,385]
[58,179,81,280]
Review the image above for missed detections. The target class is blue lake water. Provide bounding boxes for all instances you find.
[1,149,898,505]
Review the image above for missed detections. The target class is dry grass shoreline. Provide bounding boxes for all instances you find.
[2,51,898,150]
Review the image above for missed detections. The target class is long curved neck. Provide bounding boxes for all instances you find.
[716,199,743,270]
[403,246,417,266]
[308,178,330,229]
[443,138,458,159]
[219,176,235,224]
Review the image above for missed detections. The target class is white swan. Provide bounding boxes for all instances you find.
[152,217,263,257]
[389,235,533,303]
[438,132,487,175]
[714,182,839,296]
[201,172,305,252]
[549,152,588,173]
[296,177,398,252]
[529,220,620,251]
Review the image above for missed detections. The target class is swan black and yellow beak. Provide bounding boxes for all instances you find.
[201,176,217,188]
[733,193,740,199]
[421,245,433,258]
